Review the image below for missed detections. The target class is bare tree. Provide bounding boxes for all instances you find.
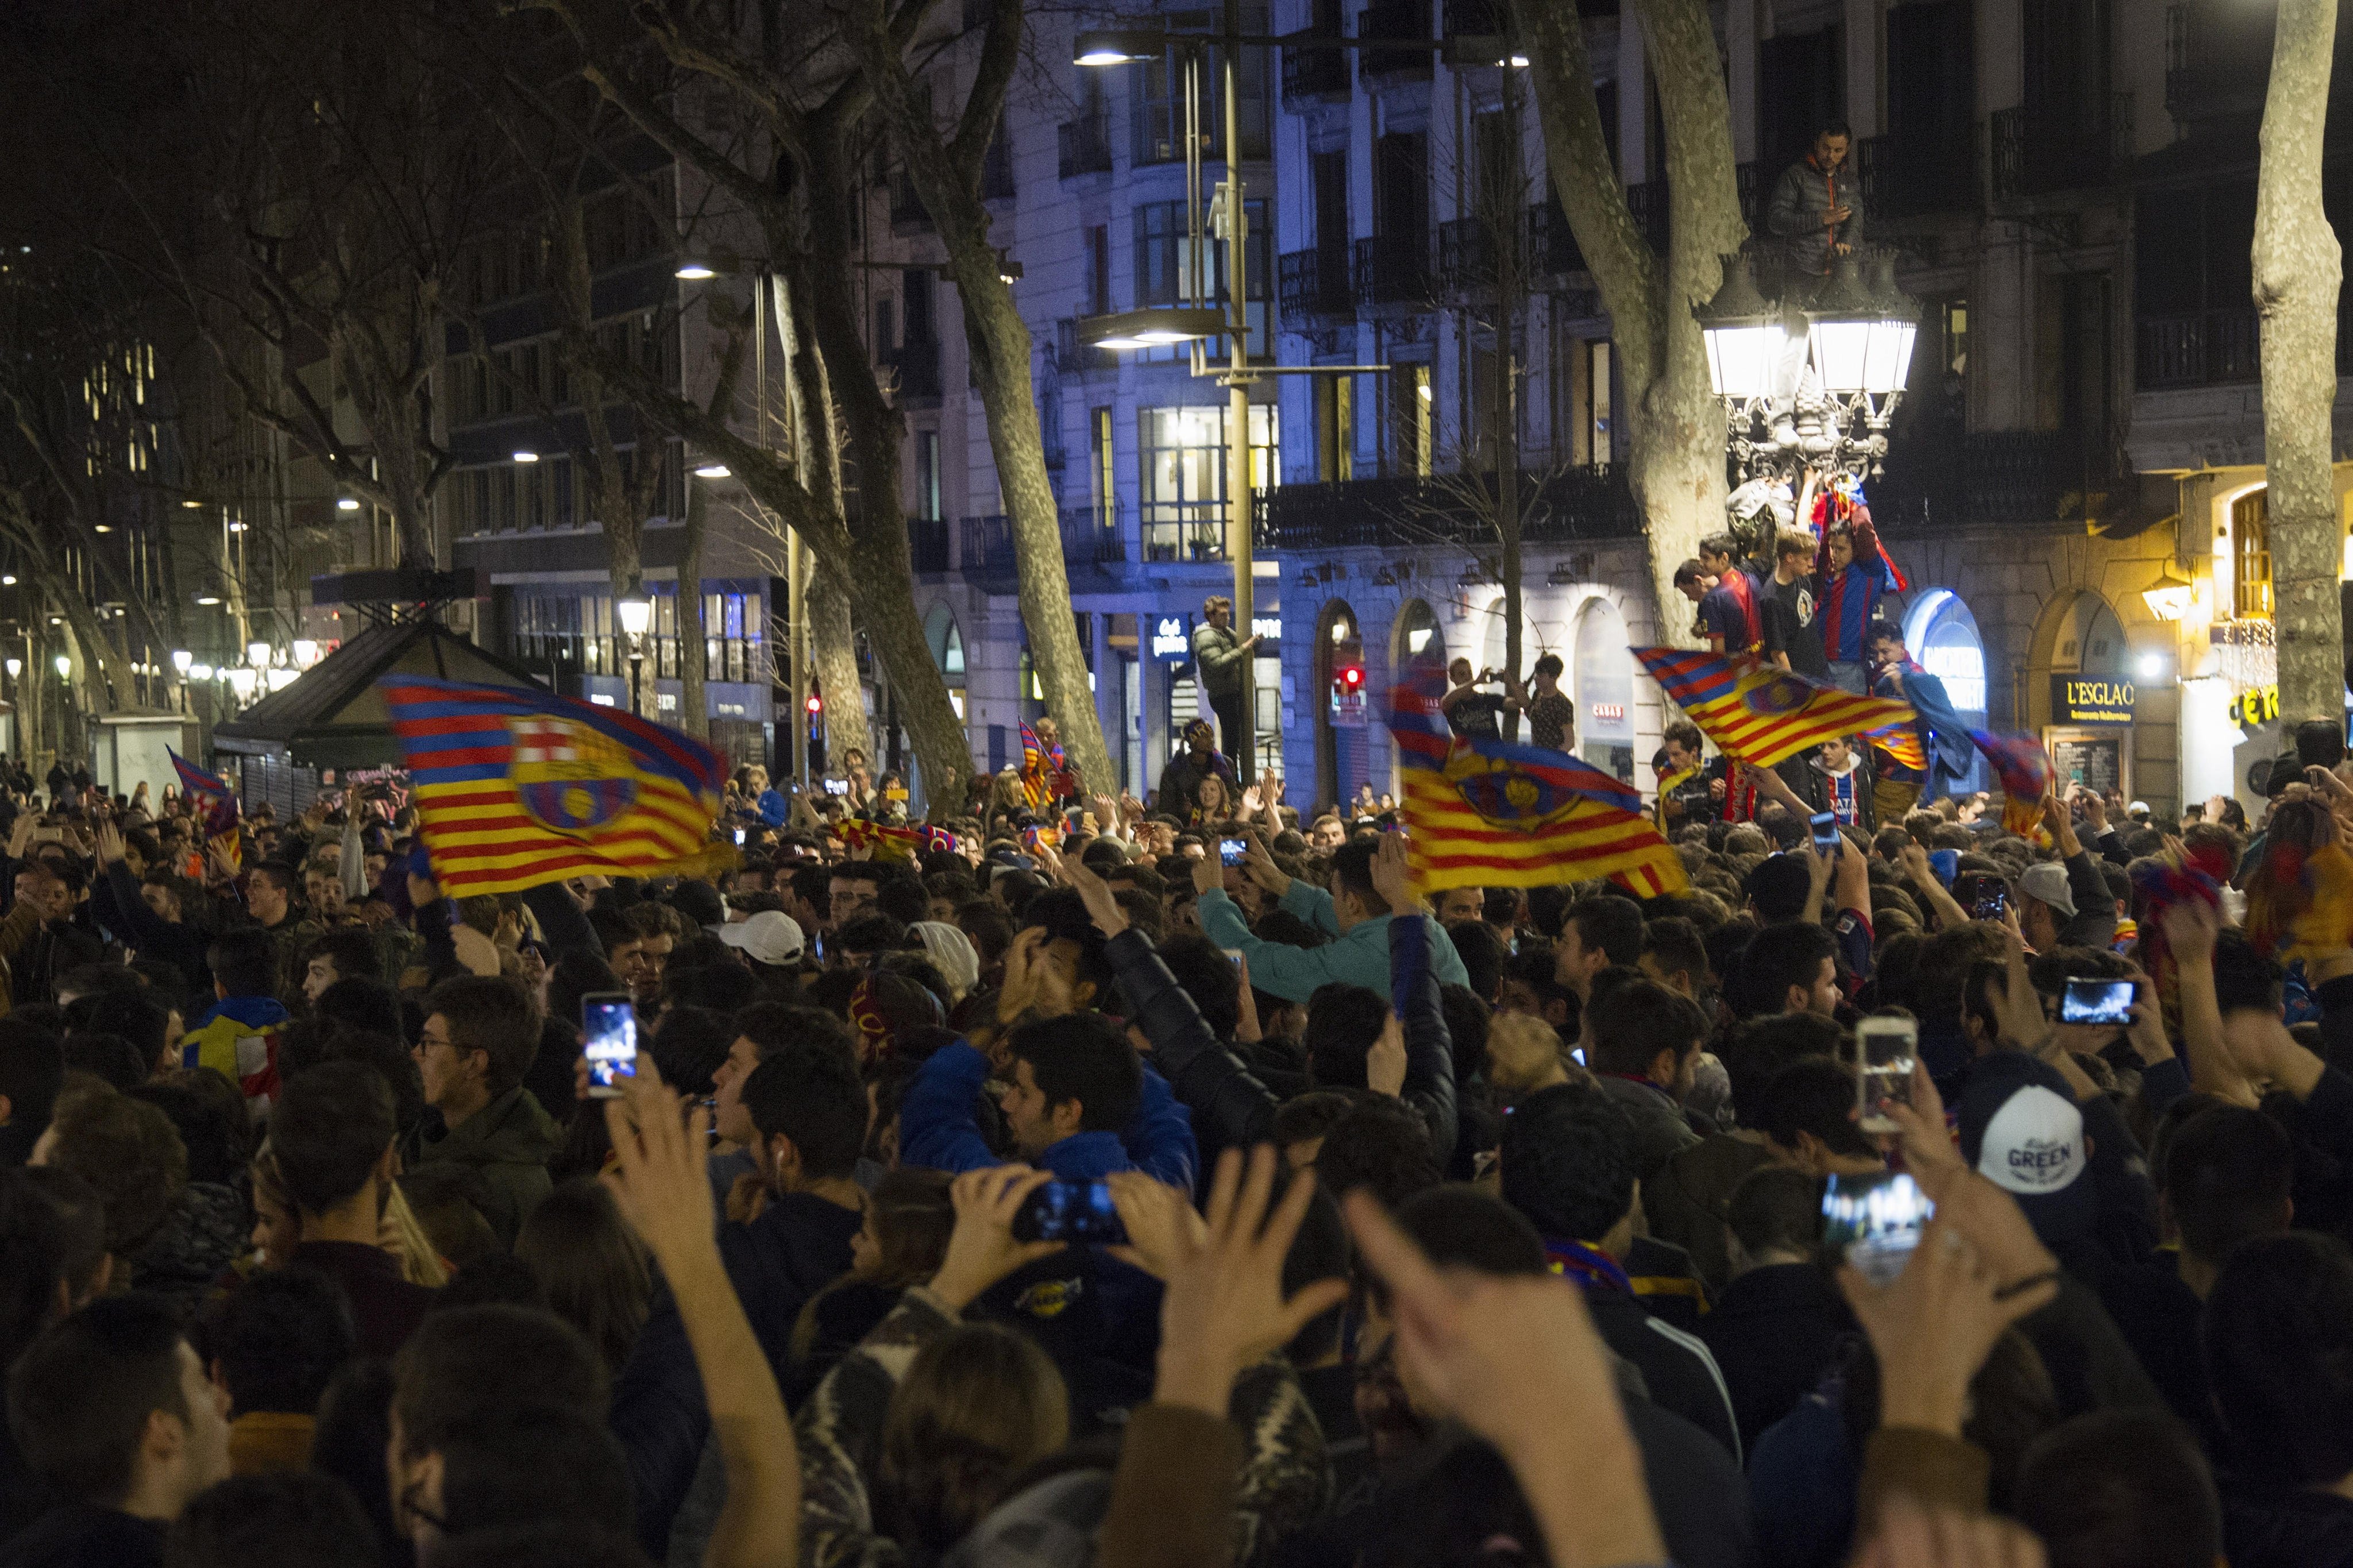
[527,0,977,800]
[847,0,1116,796]
[1513,0,1742,633]
[2255,0,2343,728]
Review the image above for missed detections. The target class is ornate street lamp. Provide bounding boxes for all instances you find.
[1699,246,1918,484]
[617,581,653,717]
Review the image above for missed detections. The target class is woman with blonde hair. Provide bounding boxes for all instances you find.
[248,1139,449,1288]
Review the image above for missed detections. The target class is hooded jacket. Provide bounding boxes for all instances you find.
[398,1084,561,1248]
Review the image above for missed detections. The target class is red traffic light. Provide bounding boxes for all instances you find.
[1341,666,1363,688]
[805,694,822,714]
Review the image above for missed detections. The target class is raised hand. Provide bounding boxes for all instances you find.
[1366,1011,1408,1096]
[1368,831,1418,916]
[601,1055,718,1273]
[1062,853,1129,939]
[1838,1210,2057,1437]
[928,1165,1066,1312]
[1152,1148,1348,1415]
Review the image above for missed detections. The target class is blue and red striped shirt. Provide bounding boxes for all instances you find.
[1815,515,1902,662]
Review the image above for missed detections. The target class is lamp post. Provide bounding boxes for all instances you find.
[1697,247,1920,493]
[617,580,652,719]
[171,649,192,715]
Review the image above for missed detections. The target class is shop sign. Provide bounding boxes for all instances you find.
[1251,615,1282,644]
[1591,702,1625,722]
[2050,674,2135,726]
[1151,615,1192,662]
[2229,683,2281,728]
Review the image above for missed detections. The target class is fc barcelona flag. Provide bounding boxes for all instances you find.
[1865,723,1927,773]
[1970,730,2053,836]
[1632,648,1915,768]
[380,677,729,895]
[169,748,239,840]
[1391,674,1686,896]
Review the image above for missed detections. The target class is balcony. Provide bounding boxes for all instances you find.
[1528,196,1586,278]
[2136,308,2261,389]
[1279,246,1355,326]
[1057,114,1113,180]
[1856,136,1977,221]
[1623,180,1670,252]
[1354,233,1433,310]
[1357,0,1433,84]
[2166,2,2273,124]
[880,337,941,403]
[1990,95,2134,202]
[1256,466,1640,551]
[1282,39,1351,106]
[1438,215,1516,296]
[1872,428,2116,530]
[909,516,951,574]
[959,510,1128,577]
[1054,317,1118,375]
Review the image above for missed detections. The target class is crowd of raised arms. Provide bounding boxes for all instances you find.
[13,706,2353,1568]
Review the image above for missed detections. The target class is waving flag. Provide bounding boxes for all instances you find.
[1633,648,1915,768]
[169,748,240,839]
[1391,674,1685,895]
[380,677,729,895]
[1019,720,1078,810]
[1970,730,2053,836]
[1865,723,1926,773]
[834,818,954,863]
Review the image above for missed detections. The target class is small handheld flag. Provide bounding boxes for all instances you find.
[1865,723,1927,773]
[1969,731,2053,836]
[168,748,240,841]
[381,677,730,895]
[1632,648,1914,768]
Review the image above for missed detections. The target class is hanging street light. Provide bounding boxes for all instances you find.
[1698,246,1918,486]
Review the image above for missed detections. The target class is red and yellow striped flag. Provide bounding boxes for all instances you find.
[1633,648,1915,768]
[1391,674,1687,896]
[381,677,728,895]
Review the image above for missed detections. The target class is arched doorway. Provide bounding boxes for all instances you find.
[923,603,966,721]
[1572,598,1635,782]
[1315,601,1365,808]
[1394,599,1445,674]
[2029,587,2134,803]
[1903,589,1989,794]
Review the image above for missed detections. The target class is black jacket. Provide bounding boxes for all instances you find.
[716,1190,862,1381]
[91,862,210,995]
[2223,1478,2353,1568]
[1107,919,1457,1167]
[0,1505,162,1568]
[1695,1262,1854,1455]
[1583,1284,1742,1465]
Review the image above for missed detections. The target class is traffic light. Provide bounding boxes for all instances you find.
[1330,664,1365,720]
[805,692,823,715]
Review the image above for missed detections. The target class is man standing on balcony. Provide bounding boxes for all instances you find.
[1193,594,1259,777]
[1766,122,1862,276]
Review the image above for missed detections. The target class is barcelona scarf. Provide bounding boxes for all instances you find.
[380,677,729,895]
[1633,648,1915,768]
[1969,731,2052,836]
[1391,673,1687,897]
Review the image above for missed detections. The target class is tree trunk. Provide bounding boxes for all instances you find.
[1515,0,1739,639]
[851,0,1117,799]
[807,551,873,770]
[2256,0,2344,728]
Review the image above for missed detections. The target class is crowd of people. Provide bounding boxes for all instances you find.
[6,698,2353,1568]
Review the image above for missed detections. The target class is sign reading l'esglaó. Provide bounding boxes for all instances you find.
[2050,674,2135,726]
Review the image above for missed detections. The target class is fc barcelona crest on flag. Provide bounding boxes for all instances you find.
[510,716,641,835]
[1442,748,1582,831]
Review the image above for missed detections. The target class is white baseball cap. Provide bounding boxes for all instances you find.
[718,909,805,966]
[1974,1082,2085,1198]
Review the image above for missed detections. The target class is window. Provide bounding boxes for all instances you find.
[917,431,942,521]
[1316,374,1354,482]
[1130,24,1270,167]
[1086,226,1112,315]
[904,269,936,343]
[875,298,896,361]
[1093,407,1116,530]
[1387,364,1431,477]
[2234,488,2273,620]
[1137,405,1276,561]
[1588,341,1614,465]
[1133,199,1272,357]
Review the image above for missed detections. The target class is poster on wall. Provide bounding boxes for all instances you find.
[2045,727,2128,802]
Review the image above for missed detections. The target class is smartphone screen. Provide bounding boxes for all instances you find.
[582,993,638,1098]
[1854,1017,1918,1134]
[733,827,747,845]
[1821,1171,1933,1286]
[1015,1180,1127,1244]
[1219,837,1248,866]
[1953,872,2008,922]
[2061,978,2136,1026]
[1810,810,1841,855]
